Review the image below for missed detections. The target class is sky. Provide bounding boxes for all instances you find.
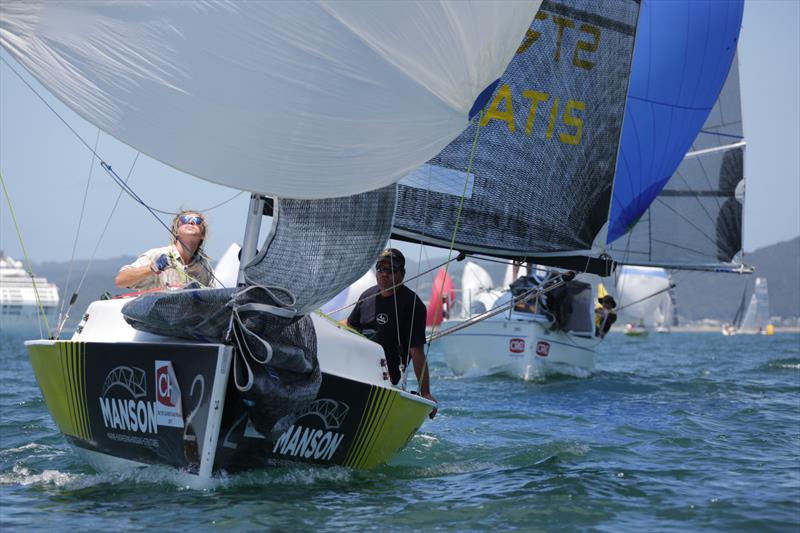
[1,1,798,268]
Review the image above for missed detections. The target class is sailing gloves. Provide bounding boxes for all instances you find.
[151,254,170,273]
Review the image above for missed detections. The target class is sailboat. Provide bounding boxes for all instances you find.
[654,285,676,333]
[410,0,744,379]
[2,1,537,481]
[616,265,671,334]
[736,277,773,335]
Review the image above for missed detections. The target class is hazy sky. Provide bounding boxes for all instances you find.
[1,1,798,267]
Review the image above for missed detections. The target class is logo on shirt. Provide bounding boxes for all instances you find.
[376,313,389,325]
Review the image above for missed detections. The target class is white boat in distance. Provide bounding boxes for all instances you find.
[436,262,599,380]
[0,253,59,335]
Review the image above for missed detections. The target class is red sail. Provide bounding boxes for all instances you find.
[426,268,455,327]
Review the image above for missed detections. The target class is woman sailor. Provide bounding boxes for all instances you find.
[115,210,213,290]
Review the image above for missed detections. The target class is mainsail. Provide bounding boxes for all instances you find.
[606,1,749,273]
[392,0,640,273]
[608,52,749,272]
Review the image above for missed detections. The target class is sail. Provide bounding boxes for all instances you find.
[460,261,494,317]
[391,0,639,270]
[608,0,744,244]
[615,266,671,327]
[0,1,538,199]
[320,270,375,322]
[608,50,749,272]
[426,269,455,327]
[739,277,771,333]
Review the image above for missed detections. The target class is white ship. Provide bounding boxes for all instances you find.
[0,253,59,335]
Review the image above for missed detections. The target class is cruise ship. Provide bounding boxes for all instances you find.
[0,253,60,335]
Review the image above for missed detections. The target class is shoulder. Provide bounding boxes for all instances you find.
[400,285,425,306]
[358,285,380,300]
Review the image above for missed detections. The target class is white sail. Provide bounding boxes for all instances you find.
[0,1,538,199]
[460,261,494,317]
[615,266,671,327]
[738,277,770,333]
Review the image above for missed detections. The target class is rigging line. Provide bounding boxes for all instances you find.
[671,168,719,227]
[323,255,461,317]
[616,284,675,313]
[0,171,52,338]
[58,128,101,325]
[145,190,245,216]
[429,273,571,342]
[1,56,102,162]
[401,167,434,391]
[99,161,226,289]
[652,196,719,249]
[2,56,226,289]
[55,153,141,338]
[422,111,485,389]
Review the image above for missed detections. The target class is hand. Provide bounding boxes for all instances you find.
[151,254,169,273]
[423,392,438,419]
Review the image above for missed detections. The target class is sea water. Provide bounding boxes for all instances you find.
[1,331,798,531]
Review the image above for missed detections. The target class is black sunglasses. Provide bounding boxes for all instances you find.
[375,265,401,274]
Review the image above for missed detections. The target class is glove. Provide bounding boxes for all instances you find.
[152,254,169,273]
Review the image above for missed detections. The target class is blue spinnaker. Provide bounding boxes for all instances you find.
[608,0,743,243]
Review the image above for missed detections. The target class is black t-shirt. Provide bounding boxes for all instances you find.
[347,284,427,384]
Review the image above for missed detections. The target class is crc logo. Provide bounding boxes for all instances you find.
[376,313,389,325]
[536,341,550,357]
[509,338,525,354]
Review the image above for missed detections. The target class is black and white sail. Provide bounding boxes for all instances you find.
[608,53,751,273]
[392,0,640,274]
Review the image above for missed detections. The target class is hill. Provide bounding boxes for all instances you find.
[28,237,799,330]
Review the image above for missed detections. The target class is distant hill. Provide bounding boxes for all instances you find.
[672,237,800,322]
[28,237,799,329]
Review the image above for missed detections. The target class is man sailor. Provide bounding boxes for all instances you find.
[346,248,437,418]
[115,210,213,290]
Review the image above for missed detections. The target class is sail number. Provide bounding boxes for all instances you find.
[478,10,605,145]
[480,85,585,145]
[516,11,601,71]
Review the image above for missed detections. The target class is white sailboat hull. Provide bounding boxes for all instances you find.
[438,316,596,380]
[26,298,434,482]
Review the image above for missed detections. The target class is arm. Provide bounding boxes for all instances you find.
[409,345,437,418]
[115,264,158,289]
[115,252,168,289]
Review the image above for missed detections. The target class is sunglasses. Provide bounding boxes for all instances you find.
[178,215,204,226]
[375,265,401,274]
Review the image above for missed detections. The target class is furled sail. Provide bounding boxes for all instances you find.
[0,1,538,199]
[608,52,749,272]
[392,0,639,271]
[608,0,744,243]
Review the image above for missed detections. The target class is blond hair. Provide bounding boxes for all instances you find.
[170,209,208,258]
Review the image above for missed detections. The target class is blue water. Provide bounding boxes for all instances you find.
[1,331,798,531]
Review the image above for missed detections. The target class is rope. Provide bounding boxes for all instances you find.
[0,171,52,338]
[429,272,572,342]
[413,111,485,392]
[57,128,101,331]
